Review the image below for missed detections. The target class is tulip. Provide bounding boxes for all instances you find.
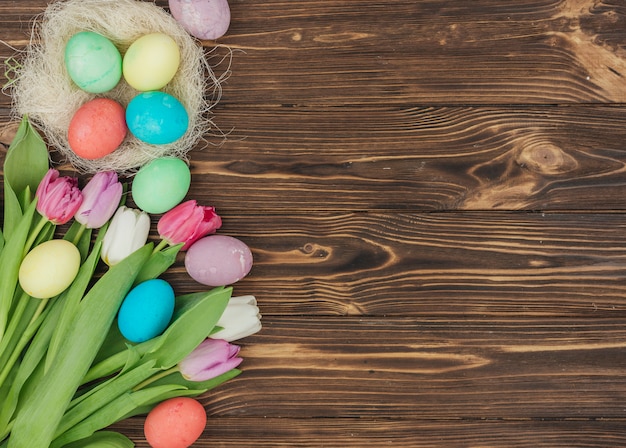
[74,171,123,229]
[179,338,242,382]
[35,169,83,225]
[101,206,151,266]
[157,200,222,251]
[211,295,262,342]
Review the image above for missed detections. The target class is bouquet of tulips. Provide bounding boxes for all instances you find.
[0,117,261,447]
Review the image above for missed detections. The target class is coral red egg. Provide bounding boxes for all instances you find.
[144,397,207,448]
[68,98,127,160]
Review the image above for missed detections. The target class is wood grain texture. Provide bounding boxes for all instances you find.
[109,418,626,447]
[1,0,626,446]
[160,211,626,317]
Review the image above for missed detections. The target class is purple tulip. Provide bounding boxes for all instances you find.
[74,171,123,229]
[35,169,83,225]
[179,338,242,382]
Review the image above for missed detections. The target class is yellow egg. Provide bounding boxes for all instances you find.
[122,33,181,91]
[19,239,81,299]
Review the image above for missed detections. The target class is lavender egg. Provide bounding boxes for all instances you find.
[184,235,252,286]
[168,0,231,40]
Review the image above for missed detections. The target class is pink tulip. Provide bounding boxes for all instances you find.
[74,171,123,229]
[157,200,222,251]
[179,338,242,382]
[35,169,83,225]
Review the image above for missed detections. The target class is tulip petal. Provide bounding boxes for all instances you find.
[179,339,243,382]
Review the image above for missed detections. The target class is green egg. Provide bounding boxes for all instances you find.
[65,31,122,93]
[132,157,191,214]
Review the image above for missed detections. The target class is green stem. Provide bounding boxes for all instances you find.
[132,366,179,391]
[22,214,48,256]
[72,223,87,247]
[152,239,169,254]
[0,298,49,390]
[0,291,29,359]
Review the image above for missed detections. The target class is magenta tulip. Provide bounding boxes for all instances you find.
[74,171,123,229]
[35,169,83,225]
[179,338,242,382]
[157,200,222,251]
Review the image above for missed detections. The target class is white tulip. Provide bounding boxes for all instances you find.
[212,295,262,342]
[101,206,151,266]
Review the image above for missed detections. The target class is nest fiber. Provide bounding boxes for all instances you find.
[10,0,218,174]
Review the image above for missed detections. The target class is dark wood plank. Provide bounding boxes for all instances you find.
[171,211,626,318]
[189,105,626,212]
[110,418,626,447]
[188,317,626,419]
[1,0,626,105]
[1,0,626,447]
[4,105,626,212]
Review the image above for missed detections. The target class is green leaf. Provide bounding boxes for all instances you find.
[8,244,152,448]
[58,431,134,448]
[57,361,157,437]
[147,367,241,395]
[50,385,186,448]
[2,177,23,245]
[0,295,66,437]
[0,200,37,342]
[3,116,49,204]
[143,286,232,369]
[85,287,231,383]
[133,243,182,286]
[45,240,103,373]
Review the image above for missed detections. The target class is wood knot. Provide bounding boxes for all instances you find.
[516,142,577,175]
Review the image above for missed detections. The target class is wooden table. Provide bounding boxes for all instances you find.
[2,0,626,446]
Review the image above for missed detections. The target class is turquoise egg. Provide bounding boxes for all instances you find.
[118,279,175,343]
[131,157,191,214]
[65,31,122,93]
[126,91,189,145]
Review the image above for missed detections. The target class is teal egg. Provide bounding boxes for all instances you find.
[65,31,122,93]
[118,279,175,343]
[126,91,189,145]
[132,157,191,214]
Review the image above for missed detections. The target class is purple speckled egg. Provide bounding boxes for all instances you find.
[184,235,253,286]
[168,0,231,40]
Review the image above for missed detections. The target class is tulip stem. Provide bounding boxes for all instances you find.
[132,366,179,391]
[22,214,49,257]
[0,298,50,392]
[152,239,169,254]
[72,224,87,246]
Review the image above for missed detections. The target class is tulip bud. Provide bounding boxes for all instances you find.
[101,206,151,266]
[74,171,123,229]
[35,169,83,225]
[211,295,262,342]
[157,200,222,251]
[179,338,242,382]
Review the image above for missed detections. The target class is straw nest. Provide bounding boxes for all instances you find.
[7,0,221,174]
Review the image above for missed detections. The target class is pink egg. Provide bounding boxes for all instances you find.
[68,98,127,160]
[184,235,253,286]
[144,397,206,448]
[168,0,231,40]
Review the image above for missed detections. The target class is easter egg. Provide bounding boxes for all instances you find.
[184,235,253,286]
[19,240,81,299]
[126,91,188,145]
[131,157,191,214]
[123,33,181,91]
[65,31,122,93]
[169,0,231,40]
[144,397,206,448]
[68,98,127,160]
[117,279,175,343]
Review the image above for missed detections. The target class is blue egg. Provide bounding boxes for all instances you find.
[126,91,189,145]
[118,279,175,343]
